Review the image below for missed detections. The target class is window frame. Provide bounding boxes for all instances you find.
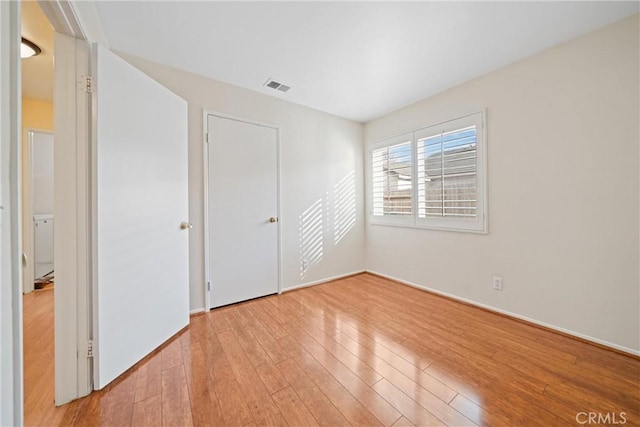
[368,111,487,234]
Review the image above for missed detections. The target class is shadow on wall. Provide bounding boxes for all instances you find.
[299,170,357,280]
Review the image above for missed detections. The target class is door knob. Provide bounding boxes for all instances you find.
[180,221,193,230]
[269,217,278,223]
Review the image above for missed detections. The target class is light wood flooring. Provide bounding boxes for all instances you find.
[24,273,639,426]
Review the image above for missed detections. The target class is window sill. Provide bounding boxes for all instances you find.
[369,218,488,234]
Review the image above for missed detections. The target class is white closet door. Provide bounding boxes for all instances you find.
[207,115,279,308]
[93,45,189,389]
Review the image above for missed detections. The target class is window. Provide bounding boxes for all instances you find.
[371,135,412,218]
[369,112,486,233]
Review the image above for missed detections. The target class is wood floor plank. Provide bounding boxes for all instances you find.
[340,341,473,427]
[384,375,476,427]
[493,347,640,410]
[51,399,82,427]
[448,393,510,426]
[97,371,139,427]
[425,362,575,427]
[198,332,255,426]
[255,361,289,395]
[134,353,162,403]
[466,328,577,365]
[337,323,432,370]
[372,379,447,427]
[536,332,639,377]
[391,416,416,427]
[297,323,383,386]
[222,306,274,368]
[248,298,291,340]
[208,373,255,426]
[264,292,306,321]
[131,394,162,427]
[295,348,385,426]
[276,358,351,427]
[361,275,536,343]
[386,318,498,361]
[160,337,184,371]
[217,330,288,426]
[181,341,225,427]
[69,391,102,426]
[382,322,548,397]
[161,365,193,427]
[544,381,640,425]
[205,306,232,334]
[290,328,401,426]
[421,364,488,406]
[272,386,320,427]
[333,332,456,403]
[242,304,291,364]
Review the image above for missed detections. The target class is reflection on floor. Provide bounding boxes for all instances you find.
[25,273,640,426]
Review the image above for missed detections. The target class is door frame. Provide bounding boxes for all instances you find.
[37,1,93,405]
[22,128,54,295]
[53,33,92,404]
[0,1,24,424]
[203,110,283,310]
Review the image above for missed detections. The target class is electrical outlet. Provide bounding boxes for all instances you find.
[302,259,309,270]
[493,276,503,291]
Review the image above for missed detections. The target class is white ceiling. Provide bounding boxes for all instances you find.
[94,1,638,122]
[21,0,54,102]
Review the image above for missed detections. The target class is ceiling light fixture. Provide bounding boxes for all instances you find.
[21,38,41,59]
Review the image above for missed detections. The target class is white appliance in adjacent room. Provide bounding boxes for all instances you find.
[33,214,54,279]
[30,130,54,282]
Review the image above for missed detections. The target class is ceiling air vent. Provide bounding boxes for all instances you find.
[264,78,291,93]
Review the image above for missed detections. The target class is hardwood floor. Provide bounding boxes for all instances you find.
[24,273,639,426]
[23,287,61,426]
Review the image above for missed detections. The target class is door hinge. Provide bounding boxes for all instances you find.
[87,340,94,358]
[81,76,94,93]
[207,281,211,291]
[206,133,211,144]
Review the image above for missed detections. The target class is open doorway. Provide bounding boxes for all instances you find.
[20,1,57,424]
[2,1,91,423]
[15,1,189,420]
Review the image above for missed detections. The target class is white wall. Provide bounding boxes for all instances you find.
[118,53,365,312]
[364,15,640,353]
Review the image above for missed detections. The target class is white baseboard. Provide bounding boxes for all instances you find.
[281,270,366,293]
[367,270,640,357]
[189,308,205,316]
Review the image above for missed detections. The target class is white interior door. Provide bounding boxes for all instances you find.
[207,115,279,309]
[93,45,189,389]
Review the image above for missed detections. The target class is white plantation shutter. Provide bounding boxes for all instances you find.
[417,125,477,218]
[372,139,413,217]
[369,112,486,233]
